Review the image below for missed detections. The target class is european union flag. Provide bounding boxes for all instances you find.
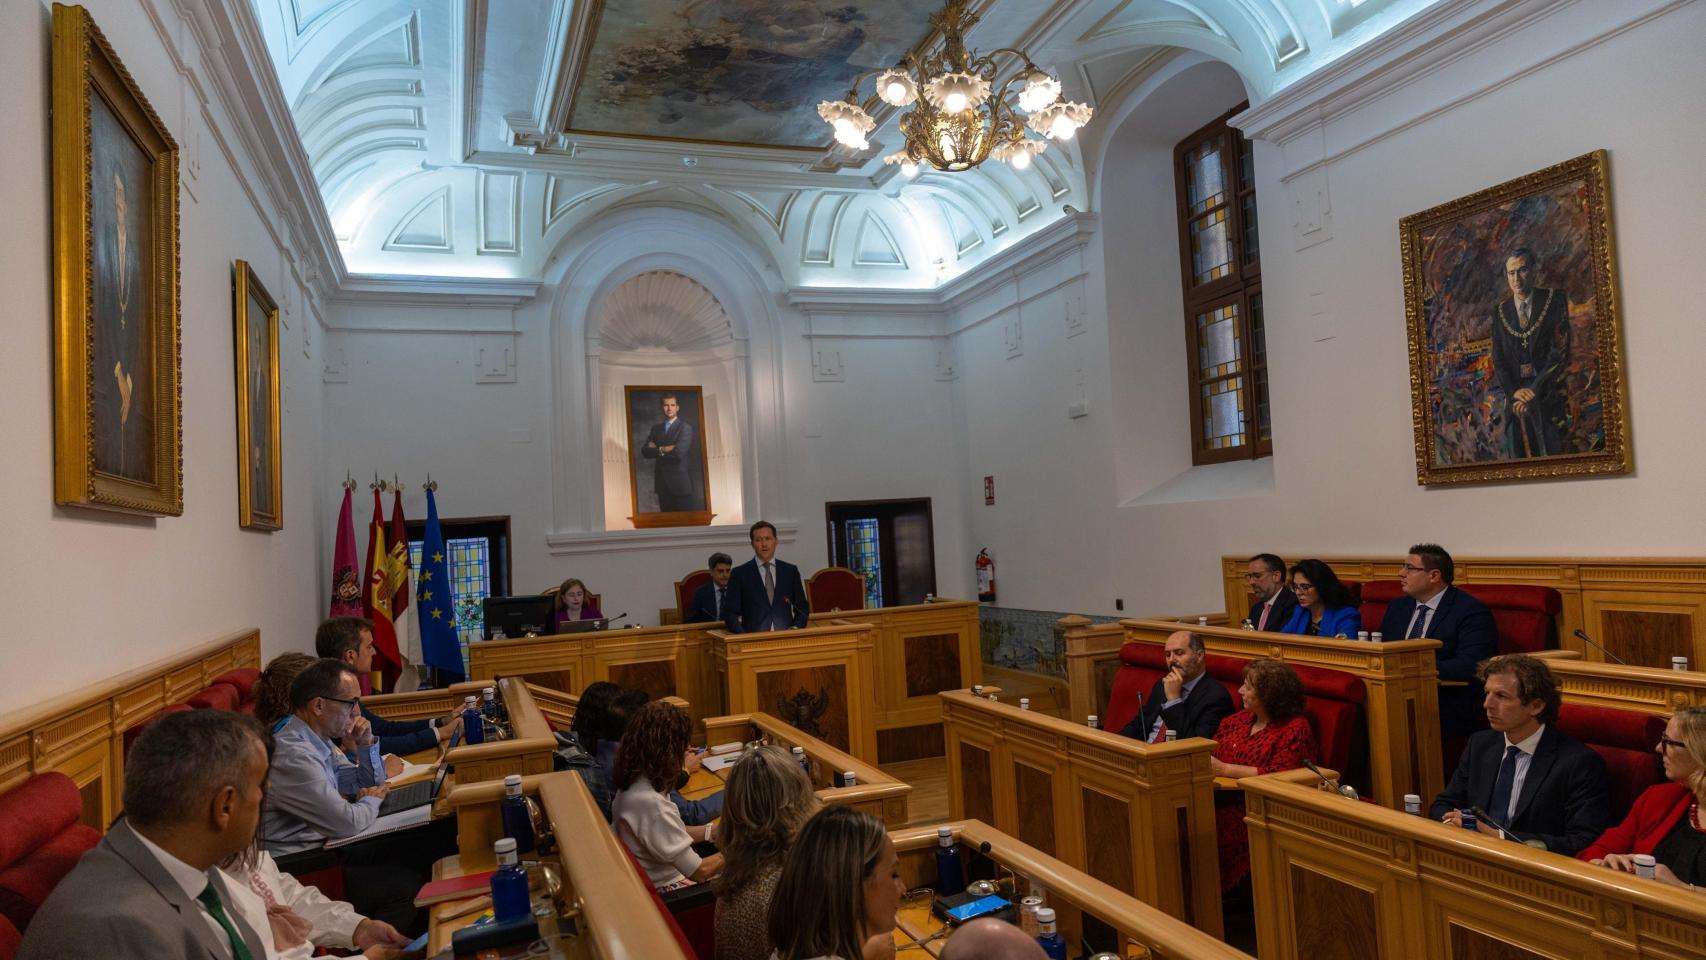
[417,488,465,680]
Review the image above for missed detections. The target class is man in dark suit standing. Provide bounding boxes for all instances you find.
[640,393,698,512]
[1245,553,1297,631]
[1430,655,1611,854]
[1380,543,1498,739]
[685,552,733,623]
[724,520,810,632]
[1117,630,1234,742]
[1490,247,1573,459]
[19,710,272,960]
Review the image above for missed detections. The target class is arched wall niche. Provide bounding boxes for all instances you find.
[541,204,793,539]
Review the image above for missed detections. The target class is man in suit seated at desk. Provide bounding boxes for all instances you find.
[1117,630,1235,743]
[19,710,270,960]
[724,520,810,633]
[1431,654,1612,855]
[316,616,460,755]
[1246,552,1296,631]
[685,552,734,624]
[1380,543,1499,739]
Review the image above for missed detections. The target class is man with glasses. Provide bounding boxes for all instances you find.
[1380,543,1498,738]
[261,659,387,854]
[1245,553,1296,631]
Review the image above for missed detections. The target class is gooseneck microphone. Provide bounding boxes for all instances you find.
[1303,759,1359,800]
[607,612,630,627]
[1470,806,1549,849]
[1573,628,1627,666]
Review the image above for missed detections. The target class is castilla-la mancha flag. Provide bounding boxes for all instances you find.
[363,489,407,691]
[328,487,364,618]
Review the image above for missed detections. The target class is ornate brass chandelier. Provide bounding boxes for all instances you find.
[817,0,1091,175]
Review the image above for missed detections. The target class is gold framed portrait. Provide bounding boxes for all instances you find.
[234,260,282,531]
[51,4,183,516]
[1400,150,1630,486]
[624,385,714,528]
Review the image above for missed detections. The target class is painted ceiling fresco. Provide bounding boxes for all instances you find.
[568,0,937,148]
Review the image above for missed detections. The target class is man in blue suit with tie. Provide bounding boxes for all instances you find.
[724,521,810,633]
[685,553,733,623]
[1380,543,1499,738]
[640,393,699,512]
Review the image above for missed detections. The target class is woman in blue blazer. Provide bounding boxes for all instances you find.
[1280,559,1362,638]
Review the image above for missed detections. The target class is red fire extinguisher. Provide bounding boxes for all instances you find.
[975,549,996,603]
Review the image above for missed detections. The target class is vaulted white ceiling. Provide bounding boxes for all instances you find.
[248,0,1439,287]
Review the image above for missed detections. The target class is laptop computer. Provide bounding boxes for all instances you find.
[377,726,459,816]
[555,617,609,634]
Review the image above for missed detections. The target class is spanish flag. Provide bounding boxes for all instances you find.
[363,489,407,691]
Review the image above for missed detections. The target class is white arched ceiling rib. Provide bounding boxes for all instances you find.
[597,271,733,354]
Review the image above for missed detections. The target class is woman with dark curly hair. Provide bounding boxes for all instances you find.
[612,700,723,889]
[256,652,319,729]
[714,745,819,960]
[1279,558,1361,638]
[769,806,903,960]
[1210,658,1316,891]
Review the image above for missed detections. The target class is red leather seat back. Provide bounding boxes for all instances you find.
[122,703,194,759]
[185,683,241,712]
[1106,644,1168,734]
[806,568,865,613]
[1458,584,1562,654]
[0,912,20,960]
[1358,580,1405,634]
[617,838,701,958]
[211,668,262,706]
[1555,704,1665,819]
[0,774,101,934]
[676,571,713,621]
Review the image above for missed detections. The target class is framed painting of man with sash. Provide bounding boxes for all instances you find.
[1399,150,1630,486]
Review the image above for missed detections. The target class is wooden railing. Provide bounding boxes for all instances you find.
[1221,554,1706,668]
[0,628,261,827]
[1120,618,1443,808]
[939,689,1223,936]
[1243,775,1706,959]
[701,711,912,826]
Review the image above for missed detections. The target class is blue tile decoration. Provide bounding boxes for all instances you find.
[980,607,1120,679]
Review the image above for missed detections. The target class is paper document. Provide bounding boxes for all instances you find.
[702,752,742,772]
[324,804,432,849]
[387,760,435,785]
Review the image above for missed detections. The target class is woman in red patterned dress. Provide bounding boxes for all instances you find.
[1210,658,1316,891]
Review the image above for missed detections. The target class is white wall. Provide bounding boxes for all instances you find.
[0,0,324,711]
[956,0,1706,619]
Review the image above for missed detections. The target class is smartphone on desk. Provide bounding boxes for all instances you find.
[937,893,1010,924]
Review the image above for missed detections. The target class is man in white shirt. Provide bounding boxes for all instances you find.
[1431,654,1611,854]
[19,711,269,960]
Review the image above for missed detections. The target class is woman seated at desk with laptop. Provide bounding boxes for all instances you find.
[548,577,604,631]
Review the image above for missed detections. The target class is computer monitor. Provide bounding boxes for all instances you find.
[482,594,554,640]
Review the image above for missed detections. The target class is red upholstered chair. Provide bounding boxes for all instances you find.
[618,837,705,958]
[211,668,262,709]
[1358,580,1405,635]
[1555,704,1666,820]
[1458,584,1561,654]
[184,683,241,713]
[0,773,101,939]
[122,702,194,759]
[675,570,714,622]
[0,913,20,959]
[806,567,865,613]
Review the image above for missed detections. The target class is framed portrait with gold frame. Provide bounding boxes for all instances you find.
[234,260,282,531]
[1400,150,1630,486]
[51,3,182,516]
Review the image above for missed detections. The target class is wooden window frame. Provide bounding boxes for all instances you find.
[1175,105,1270,465]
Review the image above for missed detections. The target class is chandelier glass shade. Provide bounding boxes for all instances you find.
[817,0,1092,173]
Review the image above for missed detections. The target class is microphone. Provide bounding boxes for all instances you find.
[607,612,630,627]
[1303,759,1359,800]
[1470,806,1548,849]
[1573,628,1627,665]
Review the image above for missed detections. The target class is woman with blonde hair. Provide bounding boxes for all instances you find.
[768,806,904,960]
[1581,706,1706,892]
[714,745,819,960]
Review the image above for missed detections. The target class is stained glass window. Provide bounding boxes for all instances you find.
[409,536,491,672]
[844,518,883,609]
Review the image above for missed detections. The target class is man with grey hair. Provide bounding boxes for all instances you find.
[1116,629,1233,743]
[19,710,270,959]
[941,918,1048,960]
[260,658,387,854]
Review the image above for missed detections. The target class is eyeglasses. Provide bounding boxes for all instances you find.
[1291,583,1316,593]
[1659,735,1687,751]
[321,695,361,711]
[1400,564,1429,574]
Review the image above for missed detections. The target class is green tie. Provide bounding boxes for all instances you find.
[196,882,254,960]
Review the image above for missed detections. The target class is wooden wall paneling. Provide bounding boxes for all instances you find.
[712,623,879,763]
[465,632,591,694]
[812,600,981,737]
[1546,659,1706,716]
[755,664,852,751]
[1591,599,1698,667]
[1062,616,1125,725]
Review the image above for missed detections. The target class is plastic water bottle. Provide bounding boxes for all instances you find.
[481,687,499,721]
[1404,794,1422,816]
[1019,697,1031,711]
[1371,631,1384,642]
[934,826,966,895]
[500,774,535,854]
[490,838,530,921]
[1634,854,1657,879]
[1198,616,1209,626]
[1357,631,1370,642]
[1459,808,1478,832]
[1241,619,1254,630]
[1035,907,1067,960]
[462,696,485,745]
[1164,730,1177,742]
[1673,657,1691,671]
[841,770,857,787]
[1087,715,1099,729]
[792,746,811,779]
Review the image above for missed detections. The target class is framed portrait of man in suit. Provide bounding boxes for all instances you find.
[233,261,282,531]
[51,4,183,516]
[1399,150,1630,486]
[624,385,713,528]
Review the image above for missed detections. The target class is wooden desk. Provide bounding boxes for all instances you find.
[939,690,1224,937]
[1119,618,1444,809]
[1545,658,1706,716]
[466,623,719,729]
[700,711,912,826]
[890,820,1250,960]
[1243,774,1706,959]
[710,622,880,764]
[365,676,556,792]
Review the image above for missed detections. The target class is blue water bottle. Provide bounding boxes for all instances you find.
[500,774,535,854]
[462,696,485,745]
[490,838,530,921]
[934,826,965,896]
[1035,907,1067,960]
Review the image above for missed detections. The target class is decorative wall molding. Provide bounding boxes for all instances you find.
[545,522,799,557]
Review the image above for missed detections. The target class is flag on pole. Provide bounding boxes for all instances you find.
[417,486,464,680]
[389,487,418,674]
[364,489,406,690]
[329,486,363,617]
